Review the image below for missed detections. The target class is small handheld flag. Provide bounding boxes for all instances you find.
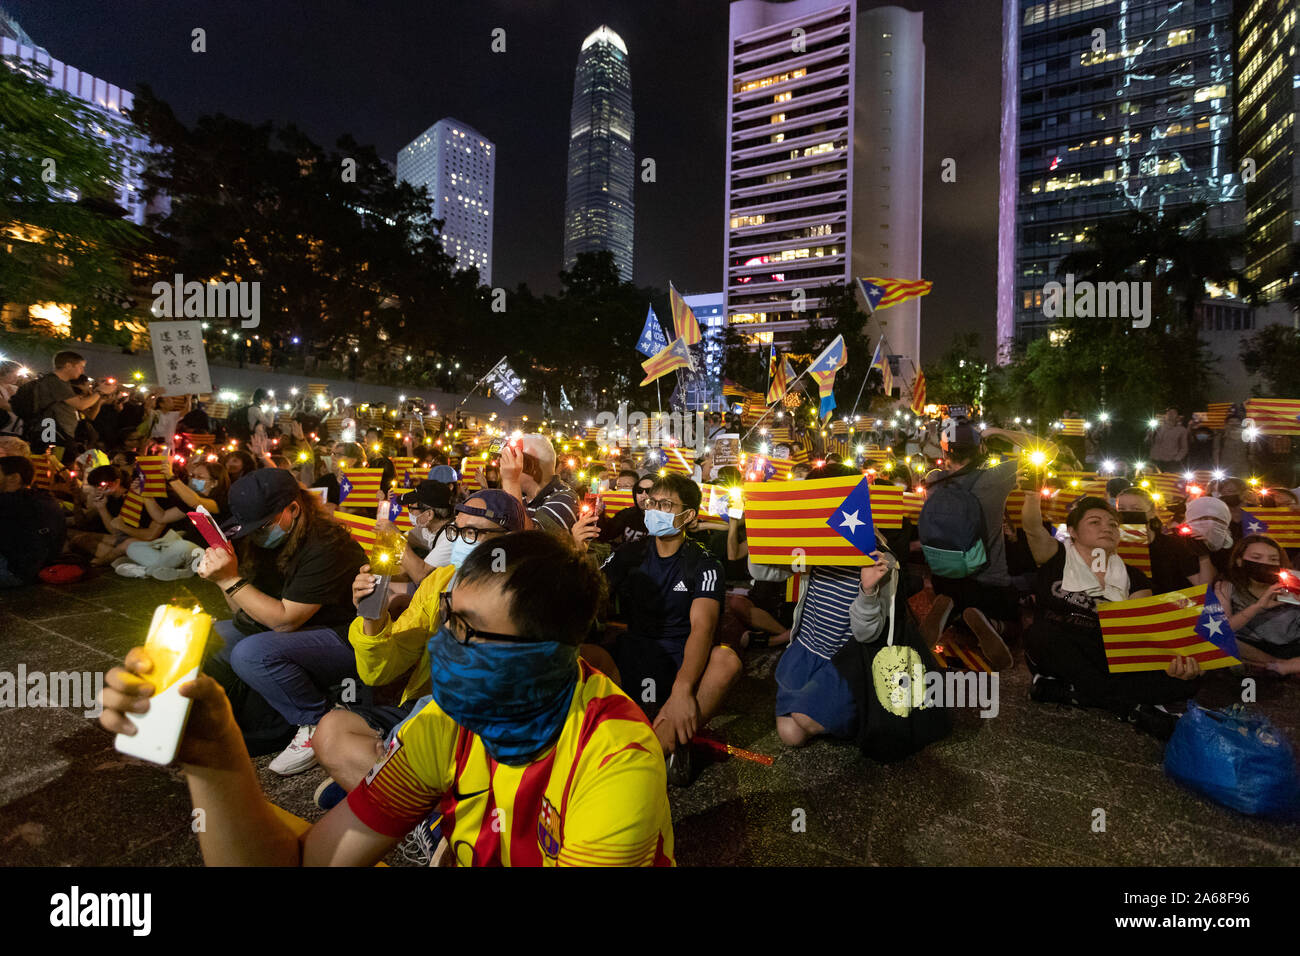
[1096,584,1240,673]
[1238,507,1300,547]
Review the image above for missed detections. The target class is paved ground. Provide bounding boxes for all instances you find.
[2,571,1299,866]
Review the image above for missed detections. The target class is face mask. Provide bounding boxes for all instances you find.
[427,627,578,764]
[1118,510,1147,525]
[320,455,333,470]
[1219,494,1242,509]
[644,508,683,538]
[449,536,478,569]
[1187,518,1231,551]
[1242,559,1281,584]
[252,515,290,548]
[1196,434,1211,442]
[190,478,207,493]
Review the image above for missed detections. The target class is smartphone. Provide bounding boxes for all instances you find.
[582,492,603,517]
[115,605,212,765]
[356,574,391,620]
[187,505,234,555]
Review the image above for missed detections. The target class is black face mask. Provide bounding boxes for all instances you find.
[1118,510,1148,525]
[1242,559,1281,584]
[1219,495,1242,508]
[1148,517,1163,532]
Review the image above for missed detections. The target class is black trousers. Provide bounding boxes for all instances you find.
[932,575,1020,623]
[1024,622,1198,716]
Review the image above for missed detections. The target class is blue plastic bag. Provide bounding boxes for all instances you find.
[1164,702,1300,818]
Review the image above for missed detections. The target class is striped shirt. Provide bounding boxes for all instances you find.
[793,566,861,660]
[527,477,579,535]
[347,660,674,866]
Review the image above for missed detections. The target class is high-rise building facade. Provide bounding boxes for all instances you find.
[562,25,635,282]
[397,118,495,284]
[1003,0,1239,349]
[1236,0,1299,301]
[725,1,925,372]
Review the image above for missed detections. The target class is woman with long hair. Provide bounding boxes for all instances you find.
[1213,535,1300,675]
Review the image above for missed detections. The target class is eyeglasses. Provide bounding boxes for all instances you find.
[634,485,654,495]
[443,521,505,544]
[644,497,685,514]
[438,591,534,645]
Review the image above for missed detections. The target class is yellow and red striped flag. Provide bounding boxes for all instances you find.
[741,397,767,429]
[338,466,385,505]
[1238,507,1300,547]
[459,461,487,493]
[909,368,926,416]
[1116,525,1152,575]
[1059,418,1086,437]
[334,511,378,549]
[768,426,793,445]
[1203,402,1232,430]
[857,277,934,311]
[601,489,635,513]
[744,475,878,566]
[135,456,169,497]
[390,456,418,485]
[179,432,216,451]
[766,348,792,405]
[1134,472,1182,501]
[119,490,147,528]
[1097,584,1240,673]
[640,337,692,386]
[659,446,694,477]
[1244,398,1300,436]
[28,452,55,490]
[669,282,702,346]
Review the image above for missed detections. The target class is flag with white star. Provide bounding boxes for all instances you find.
[1238,507,1300,547]
[825,476,879,557]
[742,474,880,567]
[1096,584,1241,673]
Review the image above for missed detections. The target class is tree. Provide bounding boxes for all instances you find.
[925,332,994,410]
[0,54,144,342]
[1240,325,1300,397]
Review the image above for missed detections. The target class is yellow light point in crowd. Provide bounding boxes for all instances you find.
[904,456,912,464]
[1027,449,1048,468]
[1139,479,1150,489]
[988,456,1000,467]
[883,462,894,471]
[1248,476,1261,486]
[371,443,381,453]
[1069,479,1080,488]
[132,371,143,381]
[297,452,309,463]
[658,468,667,477]
[1152,492,1163,502]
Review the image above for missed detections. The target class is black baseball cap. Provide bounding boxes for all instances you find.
[401,480,452,510]
[221,468,299,539]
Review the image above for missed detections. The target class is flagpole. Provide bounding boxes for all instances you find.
[741,364,815,443]
[457,355,506,410]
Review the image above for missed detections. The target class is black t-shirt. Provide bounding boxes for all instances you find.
[0,488,66,580]
[1146,530,1201,595]
[313,473,342,505]
[234,520,366,636]
[598,504,647,546]
[1033,540,1150,636]
[602,537,725,647]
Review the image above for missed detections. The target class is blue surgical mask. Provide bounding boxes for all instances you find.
[252,518,289,548]
[448,537,477,569]
[190,478,207,493]
[427,626,578,765]
[644,509,683,537]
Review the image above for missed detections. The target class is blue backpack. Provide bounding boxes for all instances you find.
[918,467,988,579]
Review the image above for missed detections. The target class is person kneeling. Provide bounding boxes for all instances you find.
[100,531,674,867]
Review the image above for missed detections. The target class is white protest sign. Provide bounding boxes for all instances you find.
[149,321,212,395]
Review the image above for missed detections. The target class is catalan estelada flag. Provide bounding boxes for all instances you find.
[119,490,147,529]
[601,489,635,513]
[857,277,933,312]
[660,446,694,477]
[1203,402,1233,430]
[807,335,847,419]
[766,346,790,405]
[390,456,418,485]
[1238,507,1300,547]
[869,340,894,396]
[640,337,692,386]
[909,367,926,416]
[668,282,702,346]
[741,396,767,429]
[744,475,877,566]
[135,456,169,497]
[1059,418,1086,437]
[723,379,762,404]
[1096,584,1240,673]
[334,511,379,549]
[338,466,385,505]
[1244,398,1300,436]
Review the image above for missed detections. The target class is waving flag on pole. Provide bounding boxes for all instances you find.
[640,337,693,386]
[767,345,790,404]
[668,282,702,346]
[483,356,523,405]
[910,367,927,416]
[636,305,669,358]
[807,335,847,419]
[868,339,894,396]
[857,277,934,312]
[1097,584,1240,673]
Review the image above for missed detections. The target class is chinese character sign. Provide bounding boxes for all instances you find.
[149,321,212,395]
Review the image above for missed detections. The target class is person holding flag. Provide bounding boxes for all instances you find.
[1019,489,1203,740]
[1214,536,1300,675]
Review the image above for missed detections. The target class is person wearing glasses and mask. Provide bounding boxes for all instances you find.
[599,473,738,786]
[100,530,675,866]
[598,474,655,548]
[195,468,367,775]
[306,490,530,820]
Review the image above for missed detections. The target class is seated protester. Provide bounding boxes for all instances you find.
[222,449,258,483]
[599,473,740,786]
[598,474,653,547]
[195,469,367,773]
[790,462,812,481]
[0,456,66,587]
[0,435,31,458]
[1214,476,1249,544]
[1181,495,1235,579]
[377,479,455,586]
[502,435,579,537]
[776,547,894,747]
[1114,486,1209,592]
[68,464,128,535]
[311,441,365,510]
[100,530,676,866]
[74,469,170,567]
[312,489,530,812]
[1214,536,1300,675]
[116,459,230,581]
[1020,491,1201,739]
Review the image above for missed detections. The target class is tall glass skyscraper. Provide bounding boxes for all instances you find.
[1002,0,1240,348]
[562,25,635,282]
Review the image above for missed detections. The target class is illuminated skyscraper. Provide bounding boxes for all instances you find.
[1005,0,1239,348]
[562,25,635,281]
[397,118,495,284]
[725,1,925,371]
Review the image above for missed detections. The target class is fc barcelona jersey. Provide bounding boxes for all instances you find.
[348,660,675,866]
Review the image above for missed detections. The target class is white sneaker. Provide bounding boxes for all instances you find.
[114,562,148,578]
[268,725,318,775]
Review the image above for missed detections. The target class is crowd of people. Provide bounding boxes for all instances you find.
[6,351,1298,865]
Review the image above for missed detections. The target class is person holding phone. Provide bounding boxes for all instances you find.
[116,459,231,580]
[598,475,653,548]
[1214,536,1300,675]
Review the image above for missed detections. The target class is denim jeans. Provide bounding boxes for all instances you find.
[210,618,362,727]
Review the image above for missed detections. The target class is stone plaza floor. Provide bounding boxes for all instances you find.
[2,571,1298,866]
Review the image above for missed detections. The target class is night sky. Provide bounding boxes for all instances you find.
[9,0,1003,361]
